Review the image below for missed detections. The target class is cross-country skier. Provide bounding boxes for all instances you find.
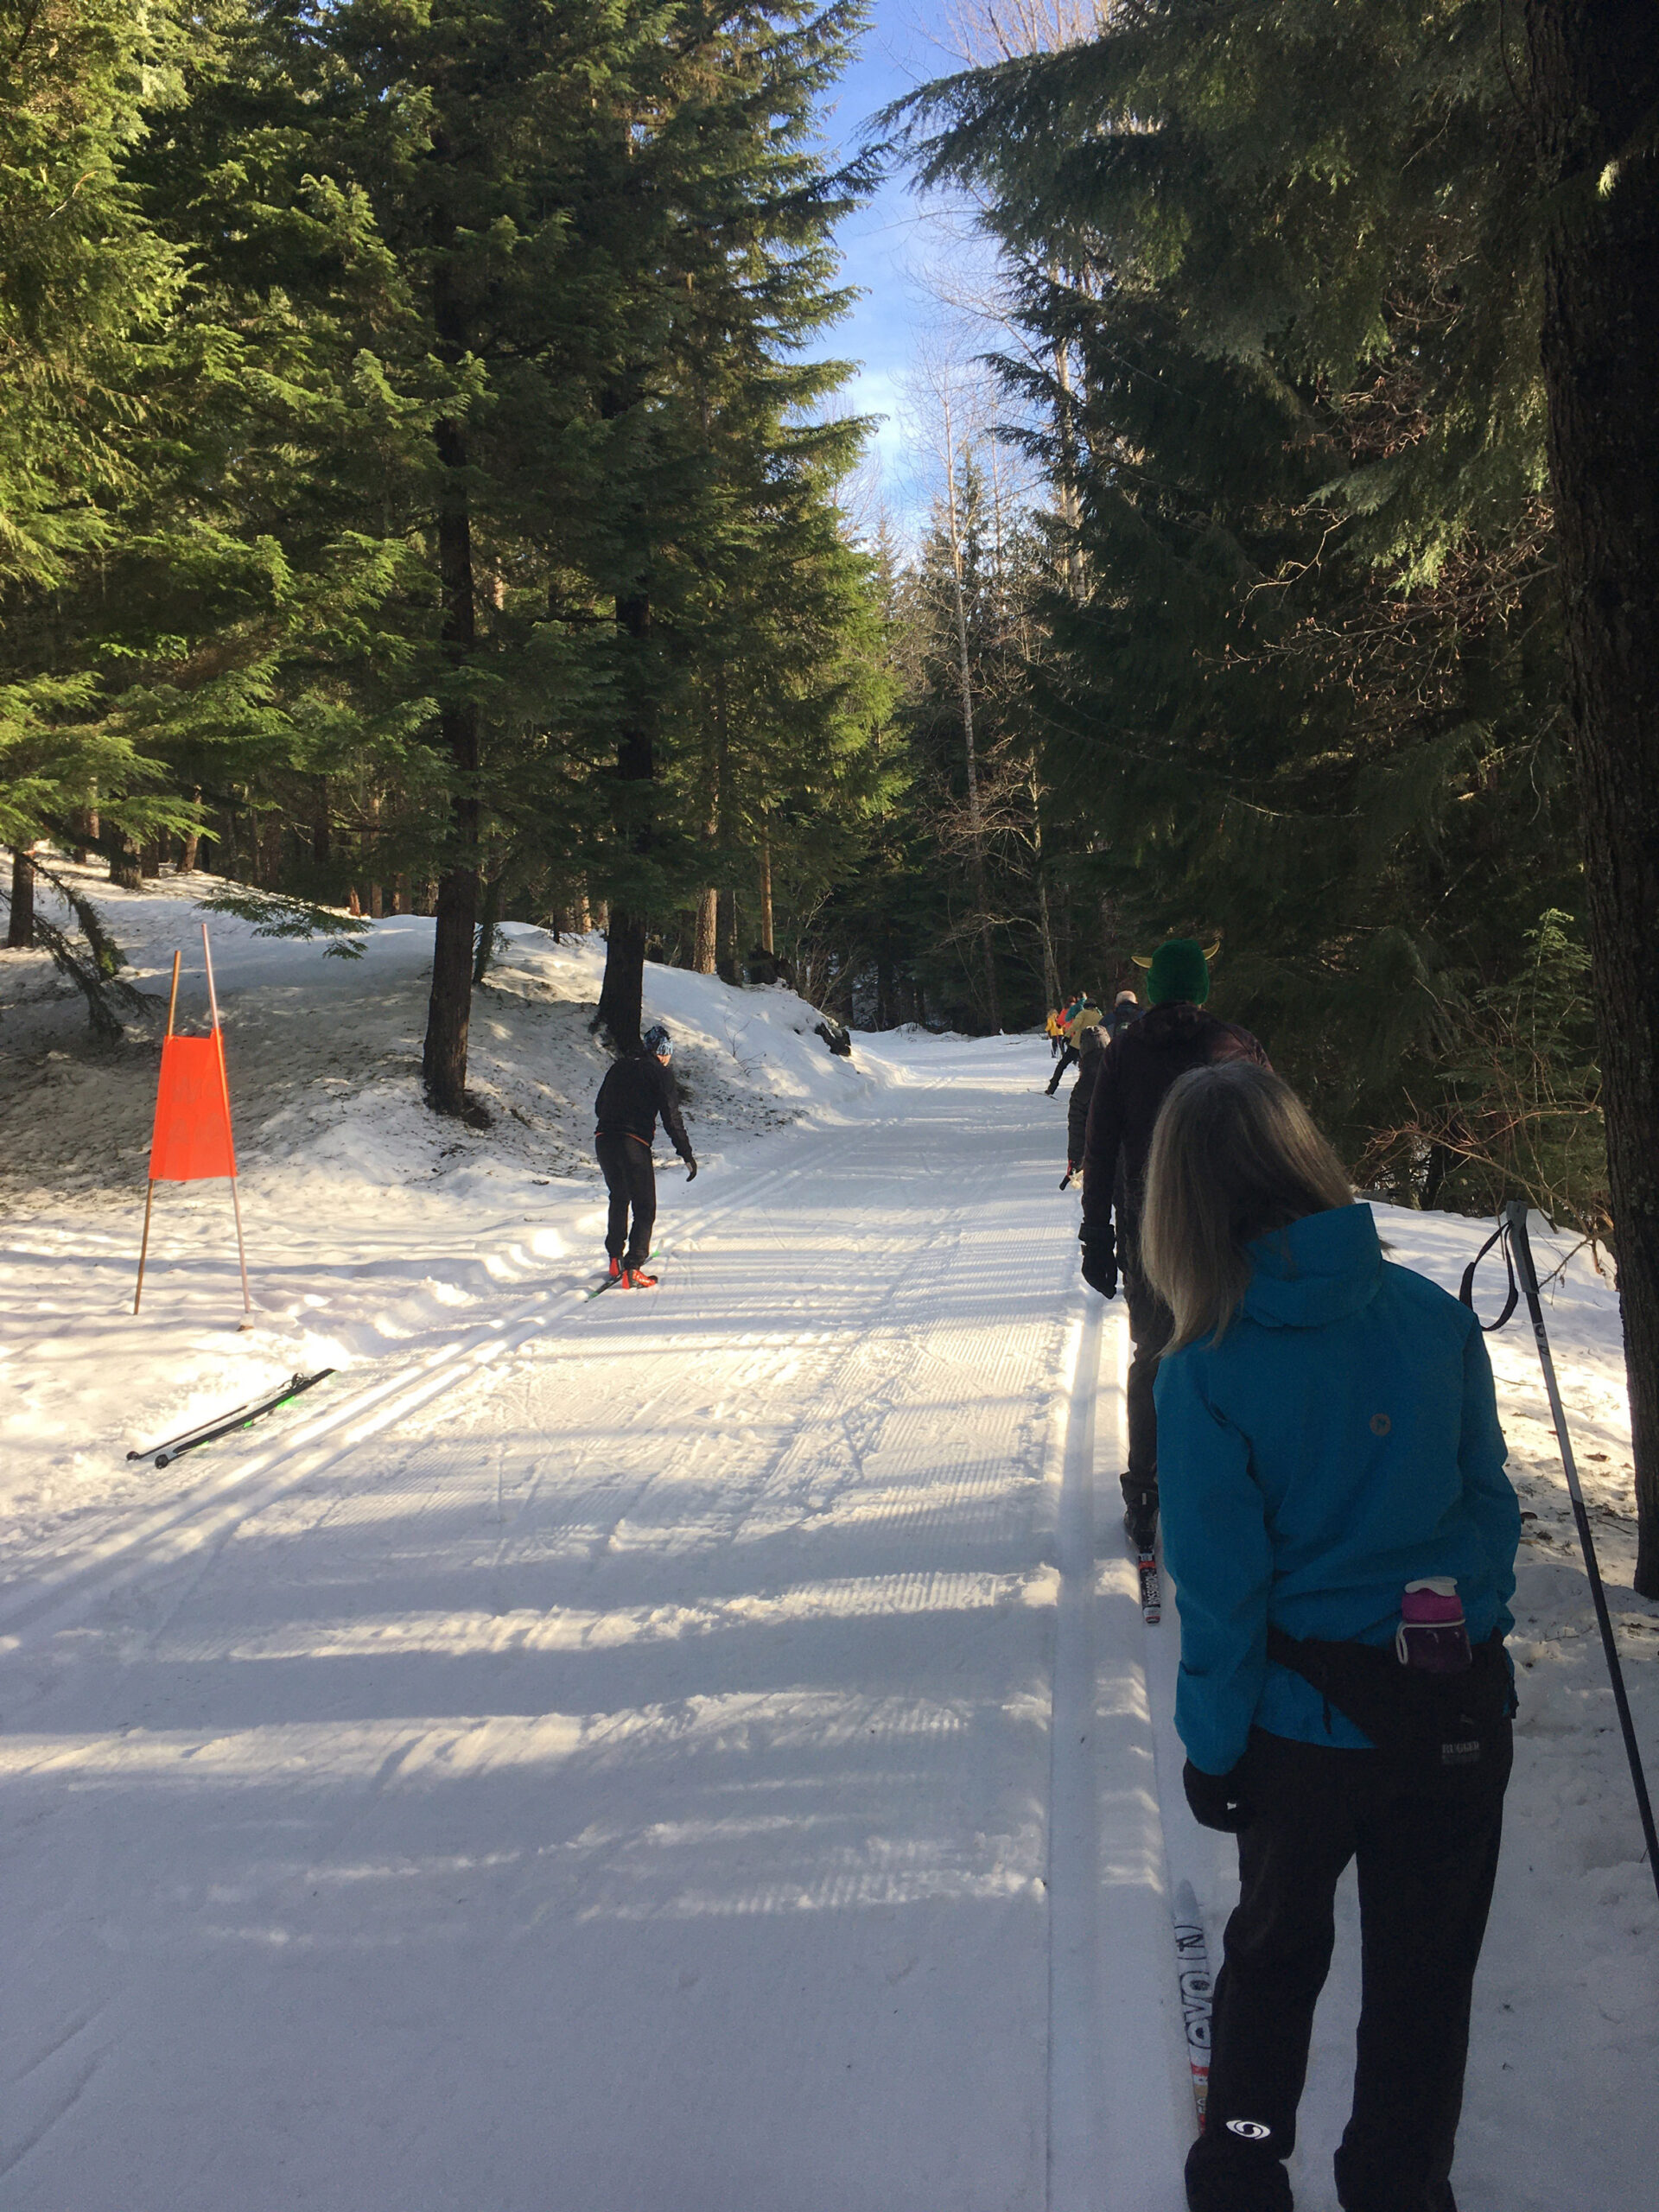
[1065,1020,1107,1183]
[1140,1062,1519,2212]
[1046,996,1103,1095]
[1105,988,1141,1040]
[594,1021,697,1288]
[1077,938,1267,1549]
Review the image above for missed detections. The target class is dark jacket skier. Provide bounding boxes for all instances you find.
[1079,938,1268,1545]
[1065,1022,1107,1174]
[594,1023,696,1287]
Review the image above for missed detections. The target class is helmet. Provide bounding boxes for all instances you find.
[642,1023,671,1058]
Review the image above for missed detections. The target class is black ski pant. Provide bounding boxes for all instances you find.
[596,1132,656,1268]
[1186,1726,1511,2212]
[1122,1262,1173,1508]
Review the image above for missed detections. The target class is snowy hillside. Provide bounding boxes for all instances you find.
[1,884,1653,2212]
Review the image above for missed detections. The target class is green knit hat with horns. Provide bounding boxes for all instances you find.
[1144,938,1211,1007]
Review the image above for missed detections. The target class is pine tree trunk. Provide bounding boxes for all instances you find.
[759,823,774,957]
[7,848,35,947]
[693,887,718,974]
[257,814,283,887]
[1527,0,1659,1594]
[941,403,1001,1035]
[1036,874,1061,1014]
[473,856,504,986]
[111,836,143,890]
[312,776,331,868]
[422,411,482,1117]
[594,588,653,1052]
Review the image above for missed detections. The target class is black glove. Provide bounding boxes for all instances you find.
[1079,1234,1117,1300]
[683,1157,698,1182]
[1183,1758,1254,1833]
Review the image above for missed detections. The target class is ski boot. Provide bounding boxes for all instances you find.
[1123,1485,1159,1556]
[607,1256,623,1281]
[622,1266,658,1290]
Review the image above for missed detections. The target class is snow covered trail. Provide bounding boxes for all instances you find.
[3,1027,1653,2211]
[0,1038,1161,2212]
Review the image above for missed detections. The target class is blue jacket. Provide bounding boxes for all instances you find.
[1155,1204,1520,1775]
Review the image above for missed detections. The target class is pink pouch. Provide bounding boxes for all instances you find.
[1395,1578,1472,1674]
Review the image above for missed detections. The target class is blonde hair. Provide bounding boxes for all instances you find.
[1140,1062,1355,1352]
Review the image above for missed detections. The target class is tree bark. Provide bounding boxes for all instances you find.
[758,822,774,957]
[594,588,654,1051]
[111,835,143,890]
[311,776,331,868]
[693,887,718,974]
[7,848,35,947]
[941,398,1001,1034]
[473,854,504,986]
[1527,0,1659,1593]
[422,410,482,1117]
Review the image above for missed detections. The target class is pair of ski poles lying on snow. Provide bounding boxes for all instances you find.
[1462,1198,1659,1908]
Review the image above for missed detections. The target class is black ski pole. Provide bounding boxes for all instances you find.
[1501,1201,1659,1905]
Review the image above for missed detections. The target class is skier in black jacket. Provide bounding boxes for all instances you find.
[594,1022,697,1287]
[1079,939,1268,1548]
[1065,1021,1107,1178]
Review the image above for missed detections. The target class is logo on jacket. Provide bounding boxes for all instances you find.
[1225,2120,1273,2140]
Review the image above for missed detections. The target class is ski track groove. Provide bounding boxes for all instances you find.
[0,1047,1207,2212]
[0,1121,870,1650]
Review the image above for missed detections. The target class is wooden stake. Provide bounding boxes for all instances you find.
[133,1180,158,1315]
[201,923,251,1315]
[133,950,182,1316]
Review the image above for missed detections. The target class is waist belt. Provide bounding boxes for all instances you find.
[1265,1624,1516,1772]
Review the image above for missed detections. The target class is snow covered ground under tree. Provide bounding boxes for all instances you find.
[2,878,1654,2209]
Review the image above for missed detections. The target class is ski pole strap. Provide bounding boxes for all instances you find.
[1459,1219,1518,1332]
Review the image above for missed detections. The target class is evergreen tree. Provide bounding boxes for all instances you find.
[1,0,194,967]
[902,0,1659,1579]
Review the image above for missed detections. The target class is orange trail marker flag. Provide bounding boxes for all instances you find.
[133,925,251,1317]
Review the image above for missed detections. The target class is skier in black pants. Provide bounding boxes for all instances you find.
[1077,938,1268,1550]
[1141,1063,1518,2212]
[594,1022,696,1288]
[1065,1021,1106,1182]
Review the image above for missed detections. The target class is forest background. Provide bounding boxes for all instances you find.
[4,2,1657,1580]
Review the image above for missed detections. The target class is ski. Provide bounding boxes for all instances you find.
[133,1369,335,1470]
[1137,1548,1162,1624]
[584,1254,662,1301]
[1171,1878,1215,2128]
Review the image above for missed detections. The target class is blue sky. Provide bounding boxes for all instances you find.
[810,3,970,517]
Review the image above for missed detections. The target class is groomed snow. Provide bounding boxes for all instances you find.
[1,882,1654,2210]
